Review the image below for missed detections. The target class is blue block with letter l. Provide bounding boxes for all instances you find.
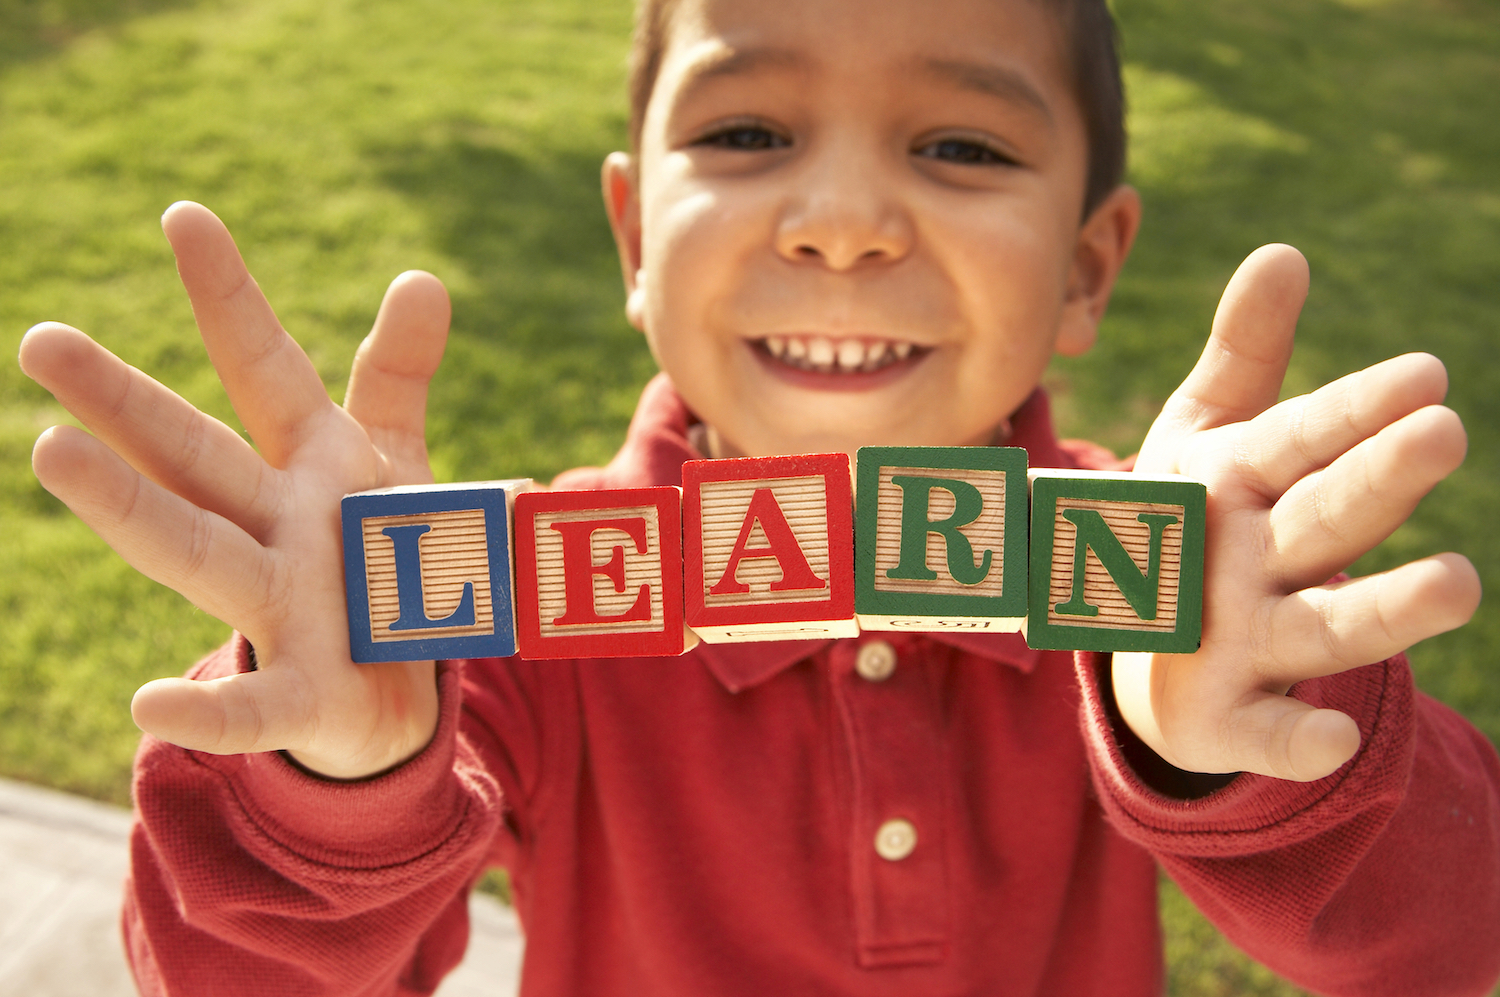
[341,480,531,663]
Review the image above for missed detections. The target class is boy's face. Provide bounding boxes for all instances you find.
[605,0,1138,460]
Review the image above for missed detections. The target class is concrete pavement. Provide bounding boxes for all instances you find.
[0,777,523,996]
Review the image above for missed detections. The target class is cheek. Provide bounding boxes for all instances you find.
[642,181,737,321]
[942,204,1073,348]
[640,175,782,352]
[634,185,743,394]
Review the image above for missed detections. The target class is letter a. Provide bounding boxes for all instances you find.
[709,488,826,595]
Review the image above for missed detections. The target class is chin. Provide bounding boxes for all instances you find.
[727,410,962,459]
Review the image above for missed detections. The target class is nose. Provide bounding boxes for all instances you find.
[773,140,915,271]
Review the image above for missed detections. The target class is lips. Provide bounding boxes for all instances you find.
[755,334,926,374]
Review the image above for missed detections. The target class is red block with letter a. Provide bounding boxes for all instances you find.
[513,487,692,658]
[683,453,857,643]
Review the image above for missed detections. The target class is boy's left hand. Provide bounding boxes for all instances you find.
[1112,244,1480,783]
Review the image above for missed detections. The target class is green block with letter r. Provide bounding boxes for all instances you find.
[855,446,1029,632]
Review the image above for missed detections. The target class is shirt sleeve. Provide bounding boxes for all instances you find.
[122,636,514,997]
[1076,649,1500,997]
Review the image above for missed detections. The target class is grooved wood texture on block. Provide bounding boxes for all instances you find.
[532,504,665,637]
[683,453,856,643]
[1026,470,1205,653]
[855,446,1029,630]
[699,476,829,606]
[513,487,687,659]
[872,466,1007,599]
[364,509,495,642]
[1046,499,1184,632]
[340,480,529,663]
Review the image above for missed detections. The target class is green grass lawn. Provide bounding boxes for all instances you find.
[1,0,1496,993]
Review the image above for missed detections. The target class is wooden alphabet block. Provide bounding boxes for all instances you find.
[682,453,857,643]
[1025,470,1206,652]
[513,487,692,659]
[341,480,531,663]
[854,446,1029,632]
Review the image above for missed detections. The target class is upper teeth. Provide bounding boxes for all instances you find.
[761,335,918,373]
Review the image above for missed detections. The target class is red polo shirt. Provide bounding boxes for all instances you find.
[125,376,1500,996]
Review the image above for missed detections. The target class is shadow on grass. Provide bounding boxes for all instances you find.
[0,0,206,69]
[372,135,657,484]
[1060,0,1500,435]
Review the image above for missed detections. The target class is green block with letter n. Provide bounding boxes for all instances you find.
[1026,470,1205,652]
[855,446,1029,632]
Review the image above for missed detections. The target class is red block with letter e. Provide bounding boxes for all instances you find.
[683,453,857,643]
[513,487,692,658]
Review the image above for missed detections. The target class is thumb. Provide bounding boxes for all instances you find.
[131,669,314,756]
[1137,244,1308,472]
[343,270,450,479]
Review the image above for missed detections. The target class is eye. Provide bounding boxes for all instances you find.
[914,136,1017,167]
[693,122,791,152]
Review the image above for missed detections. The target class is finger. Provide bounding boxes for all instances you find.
[343,270,450,476]
[132,668,315,756]
[19,323,280,541]
[1267,404,1466,588]
[1139,245,1307,466]
[1113,651,1359,780]
[161,201,335,468]
[1258,553,1480,687]
[31,425,276,630]
[1220,693,1361,782]
[1236,353,1450,499]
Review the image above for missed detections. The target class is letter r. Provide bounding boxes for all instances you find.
[885,475,994,586]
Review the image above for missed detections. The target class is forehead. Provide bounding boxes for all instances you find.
[652,0,1076,118]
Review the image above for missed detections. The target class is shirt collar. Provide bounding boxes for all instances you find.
[568,373,1073,692]
[692,630,1041,694]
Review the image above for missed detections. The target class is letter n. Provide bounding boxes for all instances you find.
[1053,510,1179,621]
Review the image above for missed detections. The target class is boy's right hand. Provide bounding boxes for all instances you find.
[19,202,448,780]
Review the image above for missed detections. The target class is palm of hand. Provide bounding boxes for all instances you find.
[21,202,450,779]
[1113,245,1478,782]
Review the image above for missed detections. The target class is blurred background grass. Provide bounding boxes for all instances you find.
[0,0,1495,992]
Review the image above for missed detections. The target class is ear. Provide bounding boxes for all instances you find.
[1055,184,1142,357]
[602,152,647,331]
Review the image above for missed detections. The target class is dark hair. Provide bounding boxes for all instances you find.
[626,0,1126,217]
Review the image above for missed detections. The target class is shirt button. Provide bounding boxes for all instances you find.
[874,818,918,861]
[855,640,897,682]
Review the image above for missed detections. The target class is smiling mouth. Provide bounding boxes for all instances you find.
[754,334,930,374]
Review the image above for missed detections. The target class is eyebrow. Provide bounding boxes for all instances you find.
[920,58,1054,124]
[667,44,1054,127]
[670,43,809,97]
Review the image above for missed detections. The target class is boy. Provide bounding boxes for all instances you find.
[17,0,1500,993]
